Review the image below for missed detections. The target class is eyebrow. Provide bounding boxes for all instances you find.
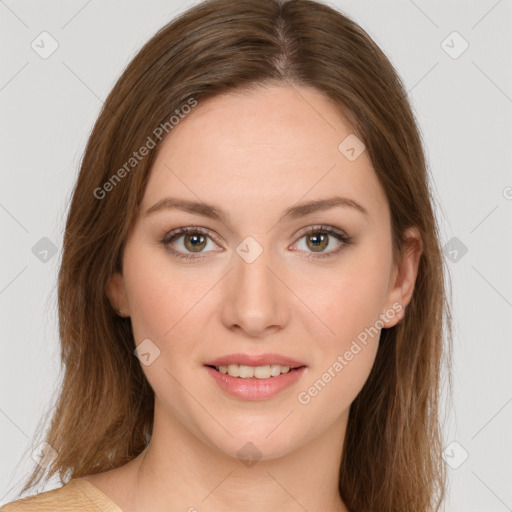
[144,195,369,224]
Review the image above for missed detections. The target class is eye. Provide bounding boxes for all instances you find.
[160,227,220,261]
[291,225,352,259]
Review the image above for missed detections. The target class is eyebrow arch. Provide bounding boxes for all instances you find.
[144,195,369,224]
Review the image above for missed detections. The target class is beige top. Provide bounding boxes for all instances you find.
[1,478,123,512]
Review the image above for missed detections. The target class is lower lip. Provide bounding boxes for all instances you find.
[204,366,307,401]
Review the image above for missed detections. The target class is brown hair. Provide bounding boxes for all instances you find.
[18,1,453,510]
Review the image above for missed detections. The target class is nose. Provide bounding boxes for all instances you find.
[219,242,290,338]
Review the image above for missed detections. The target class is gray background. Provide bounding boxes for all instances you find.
[1,0,511,510]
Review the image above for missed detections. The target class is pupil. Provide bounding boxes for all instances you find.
[186,233,206,251]
[308,233,327,252]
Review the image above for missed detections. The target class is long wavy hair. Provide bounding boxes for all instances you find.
[17,1,453,510]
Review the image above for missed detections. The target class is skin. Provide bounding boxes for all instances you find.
[83,83,422,512]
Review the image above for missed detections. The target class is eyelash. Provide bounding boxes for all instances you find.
[160,225,352,262]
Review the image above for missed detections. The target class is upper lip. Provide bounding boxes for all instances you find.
[204,353,306,368]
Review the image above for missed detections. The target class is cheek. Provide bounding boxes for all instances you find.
[305,246,391,346]
[295,247,390,405]
[295,270,386,423]
[294,338,379,441]
[123,242,200,340]
[122,245,222,401]
[122,250,211,409]
[307,278,382,396]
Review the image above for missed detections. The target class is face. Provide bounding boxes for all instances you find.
[107,84,421,461]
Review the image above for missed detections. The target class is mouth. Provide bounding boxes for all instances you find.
[205,363,306,379]
[203,360,308,401]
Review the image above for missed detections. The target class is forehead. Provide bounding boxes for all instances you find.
[142,84,387,224]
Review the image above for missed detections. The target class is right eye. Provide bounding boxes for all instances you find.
[160,226,221,261]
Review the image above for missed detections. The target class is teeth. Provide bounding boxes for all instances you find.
[216,364,293,379]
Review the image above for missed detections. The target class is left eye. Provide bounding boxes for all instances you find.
[293,228,347,254]
[290,226,352,258]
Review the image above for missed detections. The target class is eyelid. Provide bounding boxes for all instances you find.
[160,226,223,256]
[161,225,222,244]
[293,224,348,241]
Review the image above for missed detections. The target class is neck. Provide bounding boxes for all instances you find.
[118,403,351,512]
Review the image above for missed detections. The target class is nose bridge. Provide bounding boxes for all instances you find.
[220,235,289,335]
[235,241,275,296]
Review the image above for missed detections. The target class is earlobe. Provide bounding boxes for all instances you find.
[106,272,130,317]
[382,227,423,328]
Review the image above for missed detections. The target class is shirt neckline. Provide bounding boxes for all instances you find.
[71,477,125,512]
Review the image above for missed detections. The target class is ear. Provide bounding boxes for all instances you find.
[106,272,130,317]
[381,226,423,328]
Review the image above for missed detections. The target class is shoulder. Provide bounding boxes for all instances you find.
[1,478,122,512]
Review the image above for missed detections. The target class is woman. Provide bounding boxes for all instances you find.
[2,0,452,511]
